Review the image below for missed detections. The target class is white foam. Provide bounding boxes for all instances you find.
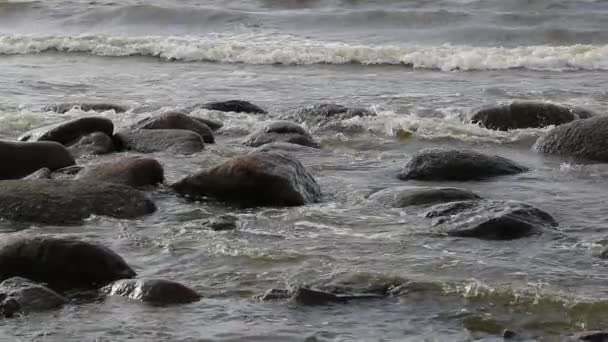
[1,33,607,71]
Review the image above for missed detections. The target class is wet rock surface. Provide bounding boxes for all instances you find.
[243,121,319,148]
[534,116,608,162]
[0,141,75,179]
[205,215,238,231]
[75,156,164,187]
[370,186,481,207]
[197,100,267,114]
[288,103,374,128]
[67,132,115,158]
[133,112,215,144]
[19,116,114,145]
[114,129,204,155]
[102,279,201,304]
[0,277,68,317]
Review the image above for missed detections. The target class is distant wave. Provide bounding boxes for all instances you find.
[1,34,607,71]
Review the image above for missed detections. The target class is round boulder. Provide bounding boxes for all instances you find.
[114,129,204,155]
[172,151,322,207]
[534,116,608,162]
[370,186,481,208]
[68,132,115,158]
[0,236,136,291]
[0,179,156,224]
[398,149,528,181]
[425,200,558,240]
[102,279,201,304]
[0,141,75,179]
[198,100,266,114]
[243,121,319,148]
[76,156,164,187]
[471,102,593,131]
[0,277,68,317]
[18,116,114,145]
[133,112,215,144]
[43,103,127,114]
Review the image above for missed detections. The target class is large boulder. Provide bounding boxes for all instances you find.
[172,151,322,207]
[471,102,593,131]
[133,112,215,144]
[243,121,319,148]
[0,179,156,224]
[196,100,266,114]
[114,129,204,155]
[75,157,164,187]
[0,141,75,179]
[102,279,201,304]
[0,277,67,317]
[18,116,114,145]
[370,186,481,208]
[43,103,127,114]
[0,236,136,291]
[68,132,115,158]
[398,149,528,181]
[288,103,374,128]
[425,200,558,240]
[534,116,608,162]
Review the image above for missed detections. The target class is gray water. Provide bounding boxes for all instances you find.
[1,1,608,341]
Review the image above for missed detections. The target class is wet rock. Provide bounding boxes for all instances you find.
[288,103,374,128]
[102,279,201,304]
[570,331,608,341]
[292,287,345,305]
[190,117,223,131]
[425,200,558,240]
[133,112,215,144]
[0,141,75,179]
[23,168,52,180]
[114,129,204,155]
[502,329,517,339]
[255,288,292,301]
[398,149,528,181]
[206,215,238,231]
[43,103,127,114]
[76,156,164,187]
[534,116,608,162]
[0,179,156,224]
[471,102,593,131]
[68,132,115,158]
[0,236,136,291]
[18,116,114,145]
[252,142,319,154]
[172,151,321,207]
[0,277,67,317]
[199,100,267,114]
[243,121,319,148]
[370,186,481,208]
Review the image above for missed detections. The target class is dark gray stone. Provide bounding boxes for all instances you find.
[0,277,67,317]
[255,288,292,301]
[0,236,136,291]
[425,200,558,240]
[190,117,223,131]
[206,215,238,231]
[75,156,164,187]
[102,279,201,304]
[534,116,608,162]
[569,331,608,342]
[43,103,127,114]
[68,132,115,158]
[370,186,481,207]
[19,116,114,145]
[471,102,593,131]
[199,100,266,114]
[0,141,75,179]
[243,121,319,148]
[172,151,321,207]
[133,112,215,144]
[0,179,156,224]
[114,129,204,155]
[292,287,345,305]
[398,149,528,181]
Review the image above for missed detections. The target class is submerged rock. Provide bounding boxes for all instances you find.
[252,142,320,154]
[534,116,608,162]
[190,117,223,131]
[471,102,593,131]
[255,288,292,301]
[43,103,127,114]
[114,129,204,155]
[288,103,374,128]
[569,331,608,341]
[0,179,156,224]
[243,121,319,148]
[0,236,136,291]
[0,277,67,317]
[133,112,215,144]
[0,141,75,179]
[370,186,481,208]
[23,167,52,180]
[198,100,267,114]
[256,287,384,305]
[68,132,115,158]
[76,156,164,187]
[425,200,558,240]
[206,215,238,231]
[102,279,201,304]
[398,149,528,181]
[19,116,114,145]
[172,151,321,207]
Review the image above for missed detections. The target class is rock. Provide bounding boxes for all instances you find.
[18,116,114,145]
[370,186,481,208]
[291,287,345,306]
[68,132,115,158]
[0,141,75,179]
[0,236,136,291]
[76,157,164,187]
[172,151,321,207]
[534,116,608,162]
[425,200,558,240]
[190,117,223,131]
[133,112,215,144]
[0,179,156,224]
[570,331,608,341]
[198,100,266,114]
[0,277,67,317]
[502,329,517,339]
[102,279,200,304]
[288,103,374,127]
[23,168,52,180]
[43,103,127,114]
[206,215,238,231]
[252,142,320,154]
[471,102,593,131]
[398,149,528,181]
[255,288,292,301]
[114,129,204,155]
[243,121,319,148]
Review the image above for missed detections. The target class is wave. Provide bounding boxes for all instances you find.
[1,34,607,71]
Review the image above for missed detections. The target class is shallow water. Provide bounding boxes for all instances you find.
[1,0,608,341]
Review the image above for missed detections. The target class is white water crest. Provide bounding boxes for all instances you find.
[1,34,608,71]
